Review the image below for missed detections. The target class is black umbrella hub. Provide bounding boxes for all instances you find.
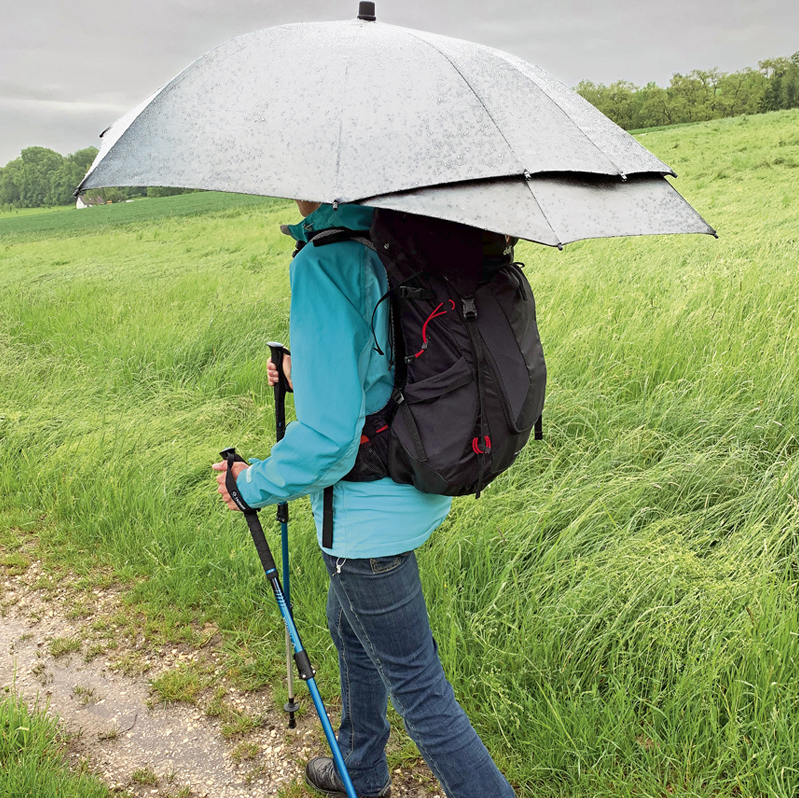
[358,2,376,21]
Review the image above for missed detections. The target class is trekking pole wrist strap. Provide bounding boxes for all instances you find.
[219,447,256,514]
[220,448,280,575]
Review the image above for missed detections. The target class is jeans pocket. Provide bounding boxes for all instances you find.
[369,551,410,574]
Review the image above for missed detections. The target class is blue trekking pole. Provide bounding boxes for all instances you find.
[267,342,301,729]
[220,383,356,798]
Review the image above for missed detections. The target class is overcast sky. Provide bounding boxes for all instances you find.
[2,0,797,166]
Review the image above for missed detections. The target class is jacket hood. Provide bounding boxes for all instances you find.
[284,203,374,243]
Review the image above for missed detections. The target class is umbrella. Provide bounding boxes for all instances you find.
[76,2,714,245]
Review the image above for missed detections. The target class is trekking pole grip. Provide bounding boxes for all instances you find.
[268,341,291,442]
[219,447,277,575]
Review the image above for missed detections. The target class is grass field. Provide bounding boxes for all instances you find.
[1,108,798,797]
[0,190,279,237]
[0,205,74,220]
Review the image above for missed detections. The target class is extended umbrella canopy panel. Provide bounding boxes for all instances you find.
[76,2,714,245]
[361,173,715,247]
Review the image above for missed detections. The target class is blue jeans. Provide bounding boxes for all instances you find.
[322,550,516,798]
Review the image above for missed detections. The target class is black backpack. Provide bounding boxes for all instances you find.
[310,209,547,547]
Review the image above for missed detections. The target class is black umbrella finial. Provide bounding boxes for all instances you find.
[358,2,376,21]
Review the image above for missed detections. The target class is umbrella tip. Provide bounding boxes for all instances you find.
[358,2,376,20]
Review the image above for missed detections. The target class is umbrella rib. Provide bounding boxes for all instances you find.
[332,27,358,203]
[403,30,622,179]
[333,69,349,202]
[490,50,636,177]
[402,30,522,171]
[520,177,562,248]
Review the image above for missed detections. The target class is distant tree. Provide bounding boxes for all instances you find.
[100,187,133,203]
[48,147,99,206]
[603,80,638,129]
[666,70,724,123]
[68,147,99,173]
[0,159,22,206]
[1,145,180,208]
[16,147,64,208]
[121,186,149,199]
[575,79,637,129]
[784,51,799,109]
[758,54,799,111]
[758,57,789,80]
[636,83,675,128]
[759,57,790,111]
[717,68,767,116]
[575,80,605,110]
[146,186,195,198]
[576,51,796,132]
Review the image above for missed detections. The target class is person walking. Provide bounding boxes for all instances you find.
[213,200,516,798]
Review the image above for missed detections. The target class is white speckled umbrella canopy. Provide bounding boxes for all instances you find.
[361,173,715,247]
[77,7,714,245]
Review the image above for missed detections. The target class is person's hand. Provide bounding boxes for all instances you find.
[267,354,293,390]
[212,460,251,511]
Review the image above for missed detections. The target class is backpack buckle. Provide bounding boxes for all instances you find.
[462,296,477,321]
[398,286,436,301]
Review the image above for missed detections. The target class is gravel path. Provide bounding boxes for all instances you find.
[0,559,438,798]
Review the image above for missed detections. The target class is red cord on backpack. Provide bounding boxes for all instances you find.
[413,300,456,359]
[472,436,492,455]
[360,425,389,445]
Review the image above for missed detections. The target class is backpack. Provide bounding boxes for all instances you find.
[310,209,547,547]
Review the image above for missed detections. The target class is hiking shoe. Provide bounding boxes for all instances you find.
[304,756,391,798]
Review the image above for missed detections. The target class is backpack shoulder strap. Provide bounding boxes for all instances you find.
[310,228,375,250]
[310,227,375,550]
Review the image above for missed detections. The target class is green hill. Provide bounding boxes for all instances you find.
[1,109,798,797]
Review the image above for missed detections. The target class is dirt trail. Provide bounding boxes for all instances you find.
[0,559,436,798]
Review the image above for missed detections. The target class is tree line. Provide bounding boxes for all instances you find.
[0,146,192,210]
[2,50,797,210]
[576,52,799,130]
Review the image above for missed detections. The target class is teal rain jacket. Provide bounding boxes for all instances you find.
[237,204,452,558]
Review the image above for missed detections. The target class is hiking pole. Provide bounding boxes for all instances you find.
[267,341,300,729]
[220,447,357,798]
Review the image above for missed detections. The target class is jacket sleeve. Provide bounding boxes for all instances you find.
[237,241,371,507]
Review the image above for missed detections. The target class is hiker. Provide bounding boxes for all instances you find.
[213,200,516,798]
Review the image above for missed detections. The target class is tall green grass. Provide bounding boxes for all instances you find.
[0,692,109,798]
[1,109,798,797]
